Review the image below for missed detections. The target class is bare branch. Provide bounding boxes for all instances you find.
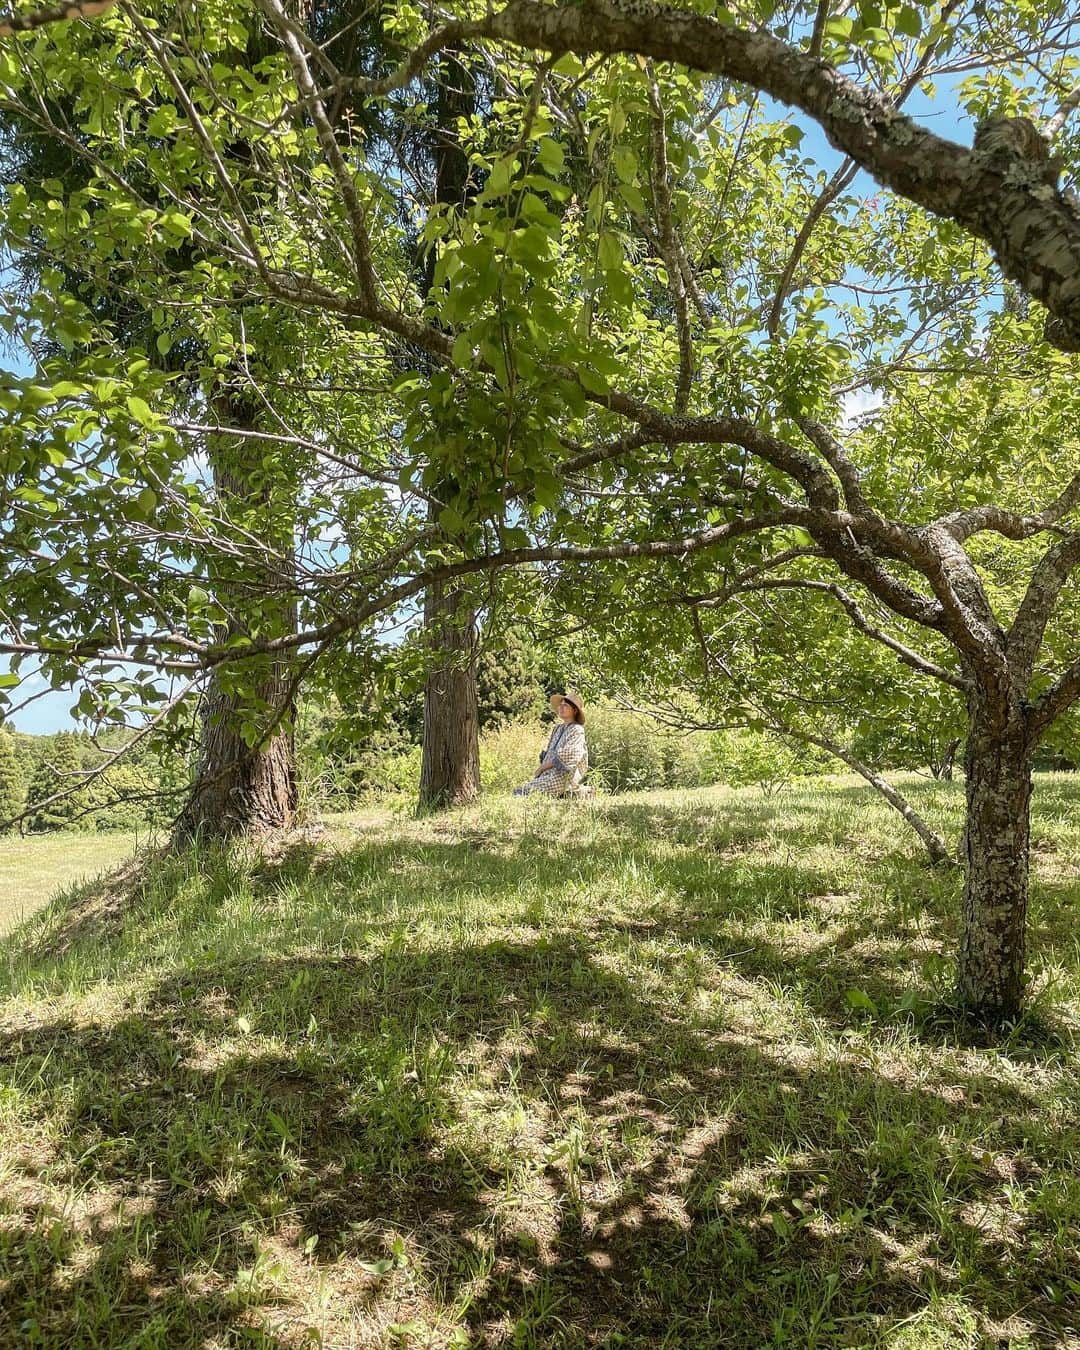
[766,159,858,338]
[1045,82,1080,139]
[687,574,970,690]
[939,468,1080,544]
[646,66,695,412]
[764,717,954,865]
[256,0,379,310]
[1028,651,1080,738]
[795,417,869,513]
[1007,531,1080,682]
[808,0,829,60]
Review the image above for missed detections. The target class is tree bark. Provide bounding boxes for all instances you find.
[418,575,480,810]
[417,49,482,812]
[174,389,299,841]
[175,659,298,839]
[932,737,961,781]
[956,692,1033,1023]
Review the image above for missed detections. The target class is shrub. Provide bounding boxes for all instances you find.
[581,704,716,793]
[706,728,830,789]
[479,720,543,793]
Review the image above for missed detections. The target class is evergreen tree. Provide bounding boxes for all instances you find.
[476,633,544,730]
[0,730,23,831]
[24,731,86,833]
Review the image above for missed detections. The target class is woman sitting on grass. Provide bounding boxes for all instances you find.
[514,692,589,797]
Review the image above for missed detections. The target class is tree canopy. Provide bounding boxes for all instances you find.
[0,0,1078,1019]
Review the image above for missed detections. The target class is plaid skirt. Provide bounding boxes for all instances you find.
[512,767,571,796]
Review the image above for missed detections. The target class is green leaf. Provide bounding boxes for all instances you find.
[845,988,878,1014]
[612,145,637,183]
[501,525,532,550]
[617,181,647,215]
[266,1111,293,1140]
[577,366,610,396]
[487,155,515,195]
[536,137,565,176]
[895,5,922,37]
[438,505,466,535]
[598,232,624,272]
[126,395,155,426]
[451,330,474,368]
[0,674,21,689]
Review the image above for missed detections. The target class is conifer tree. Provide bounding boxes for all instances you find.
[24,731,85,833]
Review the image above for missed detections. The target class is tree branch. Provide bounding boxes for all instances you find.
[938,468,1080,543]
[646,66,695,412]
[455,0,1080,352]
[1007,531,1080,682]
[1028,652,1080,738]
[0,0,115,35]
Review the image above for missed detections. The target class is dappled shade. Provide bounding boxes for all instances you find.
[1,780,1079,1343]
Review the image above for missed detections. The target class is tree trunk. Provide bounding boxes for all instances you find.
[418,575,480,810]
[174,388,298,841]
[176,660,298,839]
[931,736,961,781]
[956,695,1033,1023]
[417,50,481,813]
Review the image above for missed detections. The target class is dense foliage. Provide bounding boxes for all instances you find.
[1,0,1078,1018]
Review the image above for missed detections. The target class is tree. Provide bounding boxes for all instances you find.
[415,50,484,810]
[476,630,543,730]
[2,0,1078,1023]
[24,730,84,832]
[0,728,22,829]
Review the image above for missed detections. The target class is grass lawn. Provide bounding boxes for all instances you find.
[0,830,140,939]
[0,776,1078,1347]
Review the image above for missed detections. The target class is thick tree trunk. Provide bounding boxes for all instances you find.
[418,576,480,810]
[956,696,1033,1023]
[176,661,298,839]
[174,389,299,841]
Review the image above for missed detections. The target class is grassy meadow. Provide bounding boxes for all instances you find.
[0,830,141,940]
[1,776,1079,1347]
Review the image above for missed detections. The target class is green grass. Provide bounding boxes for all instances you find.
[0,830,141,938]
[1,776,1078,1347]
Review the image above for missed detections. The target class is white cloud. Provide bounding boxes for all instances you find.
[841,387,884,427]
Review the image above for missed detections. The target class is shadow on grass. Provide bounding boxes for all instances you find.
[3,934,1079,1345]
[2,814,1079,1344]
